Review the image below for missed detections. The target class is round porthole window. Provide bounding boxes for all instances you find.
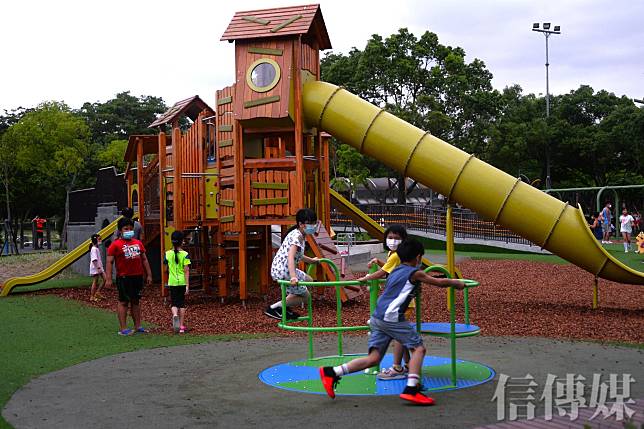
[246,58,281,93]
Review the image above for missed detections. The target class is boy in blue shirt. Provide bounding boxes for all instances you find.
[319,238,466,405]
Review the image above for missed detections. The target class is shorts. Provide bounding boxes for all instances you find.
[272,269,310,296]
[116,276,144,303]
[286,269,310,296]
[367,316,423,357]
[169,286,187,308]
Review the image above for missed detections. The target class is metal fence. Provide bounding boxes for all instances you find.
[331,204,537,246]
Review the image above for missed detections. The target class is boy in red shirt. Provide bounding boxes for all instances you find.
[106,217,152,336]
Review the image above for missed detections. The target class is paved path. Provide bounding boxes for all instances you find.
[4,336,643,428]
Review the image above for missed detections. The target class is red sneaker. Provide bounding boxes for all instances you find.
[319,367,340,399]
[400,386,435,405]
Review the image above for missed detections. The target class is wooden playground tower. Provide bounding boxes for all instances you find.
[124,5,350,302]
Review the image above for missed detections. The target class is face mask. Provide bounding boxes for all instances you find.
[386,238,402,250]
[122,231,135,240]
[304,224,317,235]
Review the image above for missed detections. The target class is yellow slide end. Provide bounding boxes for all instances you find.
[305,81,643,285]
[0,216,122,296]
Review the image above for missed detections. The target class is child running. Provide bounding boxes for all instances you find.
[89,233,106,301]
[106,217,153,336]
[165,231,191,333]
[265,208,320,321]
[357,224,412,380]
[320,238,465,405]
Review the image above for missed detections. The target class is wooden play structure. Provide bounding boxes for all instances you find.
[123,5,356,302]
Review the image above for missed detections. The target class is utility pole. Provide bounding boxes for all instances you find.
[532,22,561,189]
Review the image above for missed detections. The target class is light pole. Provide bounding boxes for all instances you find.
[532,22,561,189]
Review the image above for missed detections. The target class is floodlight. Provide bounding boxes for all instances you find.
[543,23,551,30]
[554,25,560,32]
[533,23,539,29]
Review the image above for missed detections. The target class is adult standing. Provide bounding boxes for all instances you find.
[619,208,635,253]
[600,202,613,244]
[32,215,47,249]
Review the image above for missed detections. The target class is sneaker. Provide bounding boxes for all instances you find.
[286,308,301,321]
[319,367,341,399]
[118,329,133,336]
[95,292,105,300]
[179,326,186,334]
[264,306,282,320]
[135,327,148,334]
[377,365,408,380]
[172,315,180,333]
[399,386,435,405]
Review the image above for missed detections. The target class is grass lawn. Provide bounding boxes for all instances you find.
[0,295,269,429]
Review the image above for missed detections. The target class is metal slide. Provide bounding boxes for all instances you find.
[0,217,122,296]
[304,81,643,285]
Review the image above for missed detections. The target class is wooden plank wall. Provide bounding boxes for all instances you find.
[178,113,205,226]
[301,40,319,76]
[235,39,293,120]
[216,85,237,232]
[245,169,291,217]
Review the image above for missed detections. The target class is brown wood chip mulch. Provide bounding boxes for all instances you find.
[39,260,644,344]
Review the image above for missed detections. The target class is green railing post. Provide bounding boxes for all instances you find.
[464,288,470,326]
[336,283,343,356]
[449,286,457,387]
[307,291,314,359]
[366,264,380,375]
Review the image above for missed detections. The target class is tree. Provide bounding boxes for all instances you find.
[4,102,90,248]
[96,139,128,171]
[78,91,166,147]
[321,28,500,202]
[0,107,31,222]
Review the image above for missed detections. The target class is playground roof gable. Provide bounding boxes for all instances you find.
[221,4,331,50]
[124,135,159,162]
[149,95,213,128]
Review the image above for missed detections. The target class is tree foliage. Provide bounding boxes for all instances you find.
[321,28,501,201]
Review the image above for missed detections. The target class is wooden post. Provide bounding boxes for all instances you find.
[172,122,183,231]
[127,168,133,208]
[158,131,168,296]
[592,276,599,309]
[236,121,247,301]
[259,225,270,294]
[198,113,207,223]
[217,229,228,298]
[321,133,331,230]
[136,137,145,230]
[293,37,304,210]
[201,225,210,293]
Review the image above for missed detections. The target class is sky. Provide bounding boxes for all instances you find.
[1,0,643,112]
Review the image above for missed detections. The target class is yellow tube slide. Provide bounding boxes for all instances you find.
[0,217,122,296]
[304,81,643,285]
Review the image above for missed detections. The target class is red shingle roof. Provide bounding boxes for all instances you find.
[221,4,331,50]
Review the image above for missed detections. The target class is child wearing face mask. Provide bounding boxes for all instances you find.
[320,238,466,405]
[357,224,413,380]
[265,208,321,321]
